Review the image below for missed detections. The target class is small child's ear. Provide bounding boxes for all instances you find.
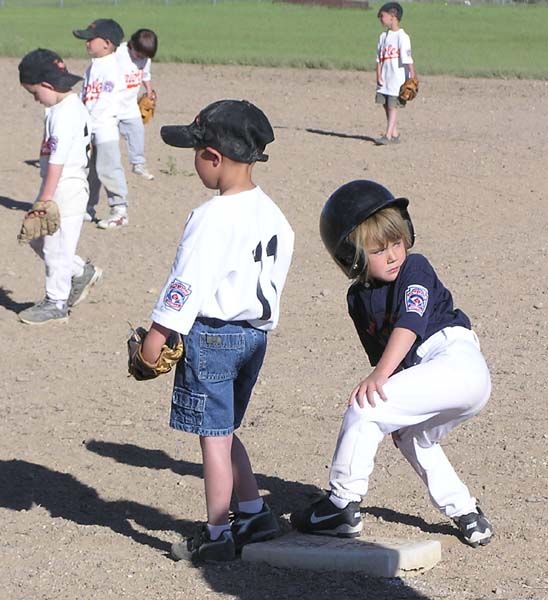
[204,147,222,166]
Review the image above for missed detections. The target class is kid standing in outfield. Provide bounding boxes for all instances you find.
[291,180,494,548]
[116,28,158,181]
[139,100,294,562]
[374,2,416,145]
[17,49,102,325]
[73,19,129,229]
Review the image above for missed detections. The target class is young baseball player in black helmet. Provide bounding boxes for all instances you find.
[290,180,494,548]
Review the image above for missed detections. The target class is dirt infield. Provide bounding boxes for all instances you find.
[1,58,547,600]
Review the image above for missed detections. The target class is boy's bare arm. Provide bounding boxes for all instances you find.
[38,163,63,203]
[350,327,417,408]
[142,80,154,97]
[376,63,383,86]
[141,321,171,363]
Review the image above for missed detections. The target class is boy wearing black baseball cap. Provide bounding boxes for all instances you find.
[134,99,294,562]
[73,19,129,229]
[17,49,102,324]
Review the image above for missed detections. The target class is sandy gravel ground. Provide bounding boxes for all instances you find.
[1,58,547,600]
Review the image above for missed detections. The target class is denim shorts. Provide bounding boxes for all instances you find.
[170,318,267,436]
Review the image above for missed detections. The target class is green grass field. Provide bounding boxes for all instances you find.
[0,1,546,78]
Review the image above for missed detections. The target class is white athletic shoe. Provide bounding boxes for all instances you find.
[97,206,128,229]
[132,163,154,180]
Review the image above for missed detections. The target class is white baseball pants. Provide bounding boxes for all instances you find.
[30,213,86,303]
[119,117,146,166]
[329,326,491,518]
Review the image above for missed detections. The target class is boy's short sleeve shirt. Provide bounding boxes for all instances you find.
[347,254,470,369]
[151,187,294,335]
[81,54,122,143]
[376,28,413,97]
[40,94,90,179]
[115,42,151,120]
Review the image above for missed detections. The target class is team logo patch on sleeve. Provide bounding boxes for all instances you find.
[405,284,429,317]
[164,279,192,311]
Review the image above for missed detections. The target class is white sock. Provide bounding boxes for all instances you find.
[238,498,264,514]
[207,523,231,541]
[329,494,350,510]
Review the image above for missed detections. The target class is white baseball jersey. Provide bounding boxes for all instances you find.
[115,42,152,120]
[81,53,122,143]
[38,93,91,217]
[376,28,414,97]
[151,187,294,334]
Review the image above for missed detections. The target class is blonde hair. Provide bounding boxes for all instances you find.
[349,207,412,280]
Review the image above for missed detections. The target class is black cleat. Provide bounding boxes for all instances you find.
[231,502,281,550]
[290,492,362,538]
[171,524,236,563]
[453,505,494,548]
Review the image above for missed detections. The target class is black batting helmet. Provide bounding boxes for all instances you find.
[319,180,415,279]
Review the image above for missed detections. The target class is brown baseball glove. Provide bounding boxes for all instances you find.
[127,325,183,381]
[18,200,61,244]
[399,78,419,102]
[138,91,157,125]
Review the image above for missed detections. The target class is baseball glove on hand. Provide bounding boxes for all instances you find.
[127,325,183,381]
[18,200,61,244]
[138,91,157,125]
[399,78,419,102]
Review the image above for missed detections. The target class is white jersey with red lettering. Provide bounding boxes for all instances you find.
[115,42,151,120]
[39,93,91,217]
[81,53,122,143]
[151,186,294,334]
[376,28,413,97]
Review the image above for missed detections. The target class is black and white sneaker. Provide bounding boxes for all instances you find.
[290,493,363,538]
[171,524,236,563]
[453,506,494,548]
[231,502,281,550]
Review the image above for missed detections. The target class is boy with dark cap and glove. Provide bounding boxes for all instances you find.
[128,99,294,562]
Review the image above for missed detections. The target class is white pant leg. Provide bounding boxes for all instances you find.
[30,214,85,302]
[119,117,145,165]
[329,328,491,508]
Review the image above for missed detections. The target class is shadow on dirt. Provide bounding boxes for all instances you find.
[0,287,33,314]
[0,196,33,212]
[0,455,433,600]
[305,128,377,143]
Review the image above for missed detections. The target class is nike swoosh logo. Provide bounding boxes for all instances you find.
[310,511,341,524]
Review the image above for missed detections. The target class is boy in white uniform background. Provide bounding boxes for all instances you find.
[18,49,102,325]
[137,100,294,562]
[374,2,416,145]
[73,19,129,229]
[116,28,158,181]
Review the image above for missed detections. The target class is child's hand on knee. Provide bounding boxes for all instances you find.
[349,370,388,408]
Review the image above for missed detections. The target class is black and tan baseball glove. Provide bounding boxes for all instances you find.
[138,91,157,125]
[127,325,183,381]
[399,77,419,102]
[18,200,61,244]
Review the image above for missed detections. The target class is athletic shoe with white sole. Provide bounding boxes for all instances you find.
[231,502,281,550]
[132,163,154,180]
[18,298,68,325]
[97,206,128,229]
[171,524,236,563]
[68,262,103,307]
[453,506,494,548]
[290,492,362,538]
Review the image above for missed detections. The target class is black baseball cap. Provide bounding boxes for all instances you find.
[161,99,275,163]
[378,2,403,19]
[19,48,82,91]
[73,19,124,47]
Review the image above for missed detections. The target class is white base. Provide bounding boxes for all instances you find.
[241,532,441,577]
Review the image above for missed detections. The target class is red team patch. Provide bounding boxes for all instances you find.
[164,279,192,311]
[405,284,429,317]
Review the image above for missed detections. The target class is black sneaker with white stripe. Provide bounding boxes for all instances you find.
[231,502,281,550]
[452,506,494,547]
[290,493,362,538]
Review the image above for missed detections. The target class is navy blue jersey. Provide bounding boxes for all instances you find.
[347,253,471,369]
